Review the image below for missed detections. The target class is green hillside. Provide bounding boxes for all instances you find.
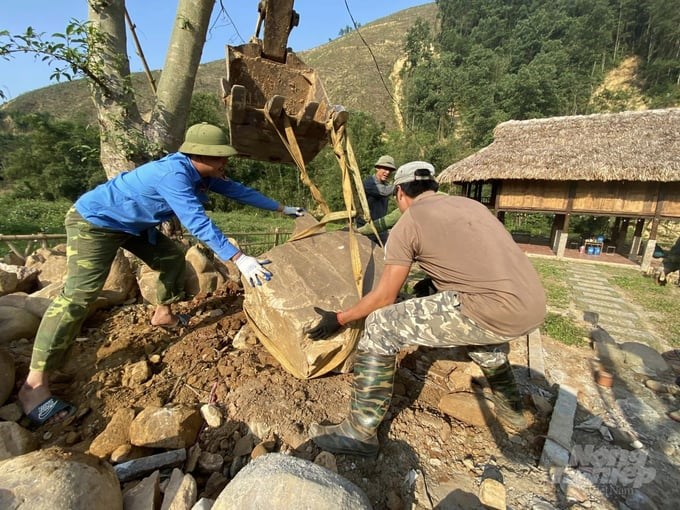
[1,4,437,130]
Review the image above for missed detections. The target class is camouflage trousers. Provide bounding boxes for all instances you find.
[357,291,516,369]
[31,208,186,372]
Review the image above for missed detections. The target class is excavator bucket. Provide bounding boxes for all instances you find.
[221,0,345,165]
[222,41,340,165]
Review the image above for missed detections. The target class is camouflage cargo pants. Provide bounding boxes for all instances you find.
[31,208,186,372]
[357,290,516,369]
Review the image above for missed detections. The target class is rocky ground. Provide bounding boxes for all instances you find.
[3,264,680,509]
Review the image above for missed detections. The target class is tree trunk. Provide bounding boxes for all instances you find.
[87,0,216,178]
[152,0,215,150]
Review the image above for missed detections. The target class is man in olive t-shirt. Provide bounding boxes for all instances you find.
[305,161,546,457]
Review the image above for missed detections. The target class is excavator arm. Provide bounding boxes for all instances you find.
[221,0,346,165]
[254,0,299,63]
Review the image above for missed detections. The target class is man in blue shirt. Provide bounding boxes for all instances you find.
[19,122,304,427]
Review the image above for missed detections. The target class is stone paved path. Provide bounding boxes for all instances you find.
[557,260,680,510]
[565,263,664,351]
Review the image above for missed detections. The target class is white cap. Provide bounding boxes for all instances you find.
[393,161,436,186]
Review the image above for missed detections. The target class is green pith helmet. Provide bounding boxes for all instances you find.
[178,122,238,157]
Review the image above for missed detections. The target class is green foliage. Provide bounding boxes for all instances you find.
[187,93,226,128]
[0,112,105,201]
[569,215,612,240]
[0,19,109,101]
[405,0,680,150]
[505,213,553,236]
[0,196,72,234]
[338,23,361,37]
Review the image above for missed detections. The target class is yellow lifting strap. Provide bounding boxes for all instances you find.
[258,110,380,377]
[264,109,381,298]
[264,110,330,216]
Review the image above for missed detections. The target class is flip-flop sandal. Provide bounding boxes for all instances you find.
[157,313,191,332]
[25,396,77,428]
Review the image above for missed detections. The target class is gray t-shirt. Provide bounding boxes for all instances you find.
[385,192,546,336]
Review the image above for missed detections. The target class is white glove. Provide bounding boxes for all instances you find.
[282,206,305,217]
[234,253,272,287]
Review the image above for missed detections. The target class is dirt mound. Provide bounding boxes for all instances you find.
[6,280,677,509]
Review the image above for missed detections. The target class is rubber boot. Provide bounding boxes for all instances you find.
[310,352,396,456]
[479,361,527,431]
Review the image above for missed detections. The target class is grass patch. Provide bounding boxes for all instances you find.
[542,312,589,347]
[531,258,571,308]
[531,257,680,348]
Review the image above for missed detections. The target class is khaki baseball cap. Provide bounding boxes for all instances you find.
[393,161,436,186]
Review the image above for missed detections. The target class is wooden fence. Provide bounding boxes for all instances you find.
[0,229,293,259]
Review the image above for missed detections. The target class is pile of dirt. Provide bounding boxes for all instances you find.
[5,281,678,509]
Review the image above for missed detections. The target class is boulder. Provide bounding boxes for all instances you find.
[160,468,197,510]
[0,422,38,461]
[137,264,160,304]
[122,470,161,510]
[243,217,384,379]
[88,407,136,459]
[212,453,372,510]
[0,262,39,295]
[99,250,138,305]
[0,292,54,318]
[184,245,226,297]
[31,280,63,300]
[129,405,202,449]
[25,245,67,288]
[0,305,41,344]
[0,347,15,405]
[26,250,136,316]
[0,447,123,509]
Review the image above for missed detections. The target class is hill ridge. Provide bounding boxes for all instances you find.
[1,3,439,130]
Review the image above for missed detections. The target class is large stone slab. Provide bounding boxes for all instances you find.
[243,218,384,379]
[619,342,670,377]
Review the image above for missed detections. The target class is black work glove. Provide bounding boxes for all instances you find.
[305,307,342,340]
[413,277,437,297]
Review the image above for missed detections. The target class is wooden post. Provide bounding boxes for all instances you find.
[610,216,621,245]
[629,218,644,259]
[274,227,280,248]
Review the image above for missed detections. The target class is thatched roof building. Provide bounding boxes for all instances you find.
[438,108,680,183]
[436,108,680,269]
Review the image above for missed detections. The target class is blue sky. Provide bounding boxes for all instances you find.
[1,0,432,100]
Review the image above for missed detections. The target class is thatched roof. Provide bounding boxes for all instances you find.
[438,108,680,183]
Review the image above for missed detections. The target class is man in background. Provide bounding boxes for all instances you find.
[358,155,397,243]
